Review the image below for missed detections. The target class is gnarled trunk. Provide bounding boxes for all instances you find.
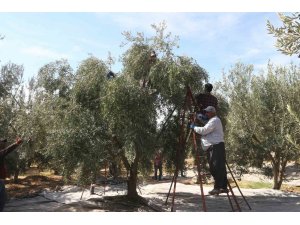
[127,148,140,198]
[271,153,287,190]
[112,135,140,199]
[127,166,138,198]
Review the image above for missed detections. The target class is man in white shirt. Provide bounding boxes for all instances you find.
[190,106,228,195]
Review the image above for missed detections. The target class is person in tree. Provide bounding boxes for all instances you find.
[153,150,163,181]
[190,106,228,195]
[195,83,218,124]
[0,137,23,211]
[149,50,157,64]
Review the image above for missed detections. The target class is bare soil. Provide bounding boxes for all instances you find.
[6,175,64,198]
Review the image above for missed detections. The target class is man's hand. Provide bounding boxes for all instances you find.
[189,123,196,129]
[16,137,23,145]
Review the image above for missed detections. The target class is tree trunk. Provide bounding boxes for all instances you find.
[273,164,280,189]
[127,147,141,199]
[13,168,19,183]
[111,135,140,199]
[272,155,287,190]
[273,168,285,189]
[127,166,138,198]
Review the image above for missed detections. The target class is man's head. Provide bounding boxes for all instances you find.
[204,106,216,118]
[149,50,157,63]
[204,83,213,93]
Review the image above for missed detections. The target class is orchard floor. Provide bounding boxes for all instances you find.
[3,165,300,212]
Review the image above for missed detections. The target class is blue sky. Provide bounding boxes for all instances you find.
[0,12,299,84]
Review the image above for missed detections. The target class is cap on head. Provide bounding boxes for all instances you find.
[204,106,216,113]
[205,83,213,92]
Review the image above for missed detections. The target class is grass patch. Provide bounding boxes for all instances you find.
[234,181,300,193]
[235,180,273,189]
[281,184,300,193]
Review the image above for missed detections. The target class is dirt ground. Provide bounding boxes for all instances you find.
[5,174,64,198]
[3,164,300,212]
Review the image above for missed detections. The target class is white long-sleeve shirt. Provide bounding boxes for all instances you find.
[193,116,224,150]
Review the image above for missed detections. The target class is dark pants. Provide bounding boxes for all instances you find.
[207,142,228,189]
[0,179,6,211]
[154,164,162,180]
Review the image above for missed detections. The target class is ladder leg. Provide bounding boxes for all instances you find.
[170,169,179,212]
[226,161,252,210]
[227,181,241,211]
[196,160,207,212]
[168,88,191,212]
[165,173,175,205]
[192,129,207,211]
[225,191,235,211]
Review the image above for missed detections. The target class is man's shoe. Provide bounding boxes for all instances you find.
[208,189,220,195]
[220,188,229,193]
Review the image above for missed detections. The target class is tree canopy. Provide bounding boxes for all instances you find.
[220,62,300,189]
[1,22,209,198]
[267,13,300,57]
[3,18,300,197]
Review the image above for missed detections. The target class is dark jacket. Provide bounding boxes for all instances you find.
[154,153,162,167]
[0,143,19,179]
[195,93,218,114]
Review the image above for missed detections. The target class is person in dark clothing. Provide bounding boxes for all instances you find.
[195,83,218,124]
[153,151,163,181]
[0,137,23,211]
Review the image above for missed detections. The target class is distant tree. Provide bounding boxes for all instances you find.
[26,60,76,180]
[31,57,110,184]
[221,62,300,189]
[286,104,300,152]
[36,59,74,98]
[0,62,23,99]
[285,68,300,153]
[267,13,300,57]
[0,62,25,181]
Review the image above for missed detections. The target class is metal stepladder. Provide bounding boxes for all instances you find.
[165,86,251,212]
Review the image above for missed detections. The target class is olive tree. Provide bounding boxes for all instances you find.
[101,22,208,198]
[267,12,300,57]
[221,62,300,189]
[12,23,208,197]
[0,62,26,181]
[267,12,300,154]
[102,76,157,198]
[31,57,110,183]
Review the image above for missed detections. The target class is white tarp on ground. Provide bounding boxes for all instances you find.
[4,179,300,212]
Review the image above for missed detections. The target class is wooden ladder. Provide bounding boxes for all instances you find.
[165,86,251,212]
